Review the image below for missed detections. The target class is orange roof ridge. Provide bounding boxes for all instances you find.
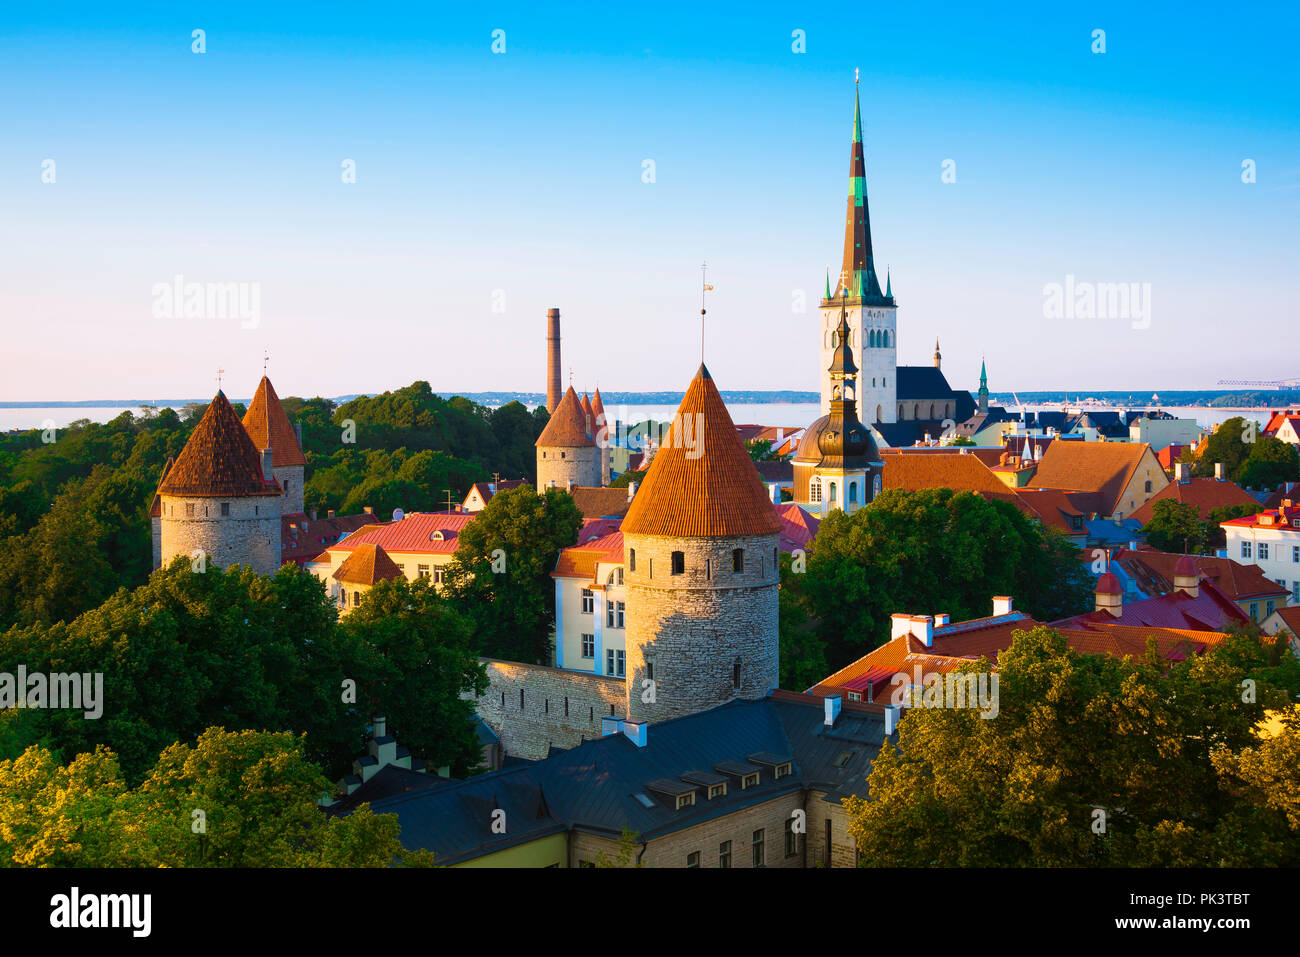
[536,386,596,448]
[159,392,281,498]
[621,363,782,538]
[242,376,307,467]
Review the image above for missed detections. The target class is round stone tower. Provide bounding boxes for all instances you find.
[242,375,307,515]
[621,364,782,724]
[535,385,600,491]
[158,390,283,575]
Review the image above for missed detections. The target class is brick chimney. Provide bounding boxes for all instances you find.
[992,595,1014,616]
[627,480,637,502]
[1214,462,1225,481]
[1175,463,1190,484]
[546,307,562,414]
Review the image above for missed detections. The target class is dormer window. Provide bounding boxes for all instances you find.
[676,792,695,810]
[741,772,760,789]
[709,783,726,799]
[774,762,792,779]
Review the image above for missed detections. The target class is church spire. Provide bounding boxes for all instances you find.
[978,357,989,414]
[837,76,885,302]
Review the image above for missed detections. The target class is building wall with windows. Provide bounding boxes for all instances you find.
[555,560,627,676]
[1223,514,1300,614]
[159,493,281,575]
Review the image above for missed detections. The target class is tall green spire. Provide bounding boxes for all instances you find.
[837,75,885,303]
[978,357,989,414]
[825,268,831,300]
[885,268,893,299]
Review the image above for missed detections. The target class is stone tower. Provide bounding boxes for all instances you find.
[546,307,562,414]
[535,385,600,490]
[819,79,898,425]
[592,388,611,486]
[242,375,307,515]
[158,390,283,575]
[620,364,782,724]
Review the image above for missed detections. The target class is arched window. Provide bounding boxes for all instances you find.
[608,568,623,586]
[873,474,882,499]
[876,404,883,421]
[848,482,858,503]
[913,404,920,419]
[829,481,838,503]
[898,405,906,420]
[868,330,876,348]
[353,591,361,606]
[810,477,822,503]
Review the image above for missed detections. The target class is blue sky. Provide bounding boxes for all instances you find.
[1,1,1297,400]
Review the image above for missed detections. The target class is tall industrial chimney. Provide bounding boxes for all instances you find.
[546,307,562,414]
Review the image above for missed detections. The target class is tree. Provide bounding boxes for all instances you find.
[1193,416,1255,479]
[443,485,583,664]
[1142,499,1210,554]
[0,729,413,867]
[746,439,776,461]
[1203,503,1261,549]
[777,552,828,691]
[1237,436,1300,490]
[342,576,489,777]
[801,488,1093,669]
[843,626,1300,866]
[593,827,645,867]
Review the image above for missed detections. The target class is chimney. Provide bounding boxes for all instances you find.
[310,509,318,520]
[373,714,386,738]
[769,483,779,504]
[823,695,842,727]
[627,480,637,502]
[910,615,934,648]
[327,509,336,519]
[261,446,273,479]
[891,613,914,641]
[621,720,647,748]
[294,421,303,447]
[1214,462,1225,481]
[600,715,623,737]
[776,427,784,444]
[1175,463,1190,484]
[363,506,373,515]
[934,613,951,627]
[884,704,901,735]
[546,308,562,414]
[992,595,1014,616]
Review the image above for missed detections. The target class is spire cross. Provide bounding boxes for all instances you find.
[855,67,859,86]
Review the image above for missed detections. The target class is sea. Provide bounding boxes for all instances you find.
[0,401,1279,435]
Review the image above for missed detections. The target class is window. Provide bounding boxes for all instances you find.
[733,658,742,689]
[785,818,799,857]
[829,481,837,503]
[646,660,654,680]
[608,568,623,586]
[433,567,445,584]
[671,551,685,575]
[708,783,726,800]
[847,691,862,702]
[581,589,594,614]
[1144,480,1153,493]
[773,547,778,568]
[1259,543,1270,561]
[810,478,822,503]
[186,503,195,518]
[775,762,792,779]
[628,549,636,572]
[676,792,695,810]
[1242,541,1253,559]
[1293,582,1300,604]
[616,601,625,628]
[1293,546,1299,563]
[732,548,744,573]
[752,829,765,867]
[353,591,360,606]
[686,851,700,868]
[1266,599,1276,617]
[606,649,625,677]
[848,482,858,503]
[339,590,347,606]
[581,634,594,658]
[873,474,881,499]
[417,564,430,578]
[741,772,760,789]
[719,841,732,869]
[1249,602,1259,621]
[220,502,230,516]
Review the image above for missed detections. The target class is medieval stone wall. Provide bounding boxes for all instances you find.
[159,494,281,575]
[272,463,305,515]
[537,445,600,492]
[622,532,780,724]
[473,658,626,760]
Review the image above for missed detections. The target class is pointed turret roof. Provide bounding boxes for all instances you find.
[536,386,596,448]
[159,392,281,498]
[580,393,595,436]
[836,81,888,304]
[243,376,306,467]
[621,364,782,538]
[333,543,404,586]
[591,388,607,426]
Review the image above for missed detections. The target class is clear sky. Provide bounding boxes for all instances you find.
[1,1,1297,401]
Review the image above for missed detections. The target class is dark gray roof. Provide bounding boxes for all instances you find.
[896,365,956,400]
[347,694,887,864]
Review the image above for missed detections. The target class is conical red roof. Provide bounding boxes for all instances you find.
[158,392,281,498]
[621,364,782,538]
[592,389,607,424]
[243,376,306,467]
[536,386,596,448]
[333,543,404,586]
[580,393,595,437]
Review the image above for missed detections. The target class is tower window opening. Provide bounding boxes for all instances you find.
[671,551,685,575]
[628,548,636,572]
[732,548,744,574]
[733,657,742,689]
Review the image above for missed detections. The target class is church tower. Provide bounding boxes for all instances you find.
[978,358,989,415]
[243,375,307,515]
[536,385,601,490]
[158,391,283,575]
[621,364,782,724]
[819,79,897,425]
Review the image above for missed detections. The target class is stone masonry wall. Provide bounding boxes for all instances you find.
[160,494,281,575]
[537,445,601,493]
[474,658,626,760]
[273,464,305,516]
[623,533,780,724]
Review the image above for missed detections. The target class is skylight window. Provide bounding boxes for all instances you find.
[633,793,655,808]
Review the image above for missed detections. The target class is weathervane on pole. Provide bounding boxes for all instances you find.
[263,349,270,375]
[700,261,713,362]
[216,368,224,391]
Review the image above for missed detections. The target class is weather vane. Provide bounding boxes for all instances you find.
[216,368,224,390]
[855,67,860,85]
[700,261,713,362]
[263,349,269,374]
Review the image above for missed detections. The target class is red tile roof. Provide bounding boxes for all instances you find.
[621,364,782,538]
[333,543,404,586]
[1130,477,1257,524]
[570,486,634,520]
[281,512,381,565]
[242,376,306,467]
[537,386,595,448]
[552,532,624,581]
[1220,502,1300,531]
[158,392,281,498]
[1268,605,1300,634]
[1156,444,1189,470]
[329,512,476,555]
[775,503,820,552]
[1051,577,1249,631]
[1028,441,1155,515]
[1112,547,1287,602]
[881,449,1013,497]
